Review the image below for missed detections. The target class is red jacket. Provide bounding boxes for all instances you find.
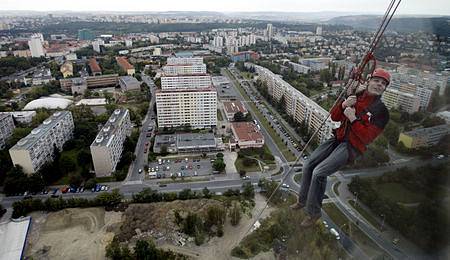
[330,90,389,154]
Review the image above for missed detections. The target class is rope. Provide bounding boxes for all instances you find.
[243,0,402,237]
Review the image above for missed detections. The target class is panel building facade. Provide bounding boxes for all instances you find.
[253,64,338,143]
[0,114,15,149]
[156,88,217,128]
[90,109,132,177]
[9,111,74,174]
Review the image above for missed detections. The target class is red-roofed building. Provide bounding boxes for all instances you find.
[223,101,248,121]
[230,122,264,149]
[89,58,102,76]
[116,56,135,75]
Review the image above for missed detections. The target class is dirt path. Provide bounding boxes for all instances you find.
[161,193,275,260]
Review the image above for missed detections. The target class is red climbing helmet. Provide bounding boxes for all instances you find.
[371,68,391,85]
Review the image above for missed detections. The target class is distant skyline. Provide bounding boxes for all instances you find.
[0,0,449,15]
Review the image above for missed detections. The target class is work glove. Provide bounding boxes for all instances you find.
[343,107,357,123]
[342,95,357,109]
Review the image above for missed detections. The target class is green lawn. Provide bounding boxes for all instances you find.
[376,182,425,204]
[294,173,302,184]
[235,157,261,172]
[217,109,223,121]
[349,200,380,231]
[226,69,296,161]
[95,176,117,183]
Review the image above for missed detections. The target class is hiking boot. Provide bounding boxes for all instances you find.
[300,215,320,228]
[289,202,305,211]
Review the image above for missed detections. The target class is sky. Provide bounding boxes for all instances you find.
[0,0,449,15]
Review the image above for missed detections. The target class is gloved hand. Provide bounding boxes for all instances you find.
[342,95,357,109]
[343,107,357,122]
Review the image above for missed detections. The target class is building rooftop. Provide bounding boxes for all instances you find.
[10,111,71,150]
[156,87,216,93]
[75,98,107,106]
[119,76,139,86]
[116,56,134,70]
[223,101,247,114]
[88,58,102,73]
[403,124,449,138]
[0,217,31,260]
[91,109,129,147]
[231,122,264,142]
[23,97,73,110]
[177,133,216,149]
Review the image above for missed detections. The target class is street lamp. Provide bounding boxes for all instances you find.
[380,214,385,231]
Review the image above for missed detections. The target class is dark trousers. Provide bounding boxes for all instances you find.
[298,138,358,217]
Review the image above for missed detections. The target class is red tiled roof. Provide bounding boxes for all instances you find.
[116,56,134,70]
[89,58,102,73]
[231,122,264,142]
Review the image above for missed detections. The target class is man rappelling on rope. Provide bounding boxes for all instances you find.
[290,68,391,227]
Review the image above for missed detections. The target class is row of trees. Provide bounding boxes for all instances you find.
[12,189,123,218]
[348,164,449,252]
[0,56,45,77]
[132,184,254,205]
[106,238,185,260]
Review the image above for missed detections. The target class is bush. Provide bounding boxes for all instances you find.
[85,178,97,189]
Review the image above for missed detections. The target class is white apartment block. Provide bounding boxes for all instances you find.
[28,34,45,58]
[156,88,217,128]
[9,111,74,174]
[90,109,132,177]
[382,88,420,114]
[166,57,204,65]
[0,111,36,124]
[0,114,15,149]
[396,83,433,110]
[163,64,207,76]
[254,64,338,143]
[392,69,448,96]
[161,75,212,90]
[288,61,311,74]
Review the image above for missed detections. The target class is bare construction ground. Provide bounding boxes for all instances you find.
[159,193,276,260]
[25,208,122,260]
[23,194,274,260]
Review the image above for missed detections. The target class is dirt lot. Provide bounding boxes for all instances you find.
[25,208,122,260]
[24,194,275,260]
[159,193,276,260]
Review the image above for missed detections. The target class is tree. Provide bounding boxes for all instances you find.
[59,154,76,174]
[242,182,255,199]
[31,109,50,127]
[383,121,400,145]
[95,188,123,206]
[27,172,45,193]
[85,178,97,189]
[229,202,242,226]
[7,128,32,148]
[205,205,226,229]
[213,159,226,172]
[3,166,28,195]
[202,187,212,199]
[233,111,245,122]
[77,149,92,166]
[69,172,83,187]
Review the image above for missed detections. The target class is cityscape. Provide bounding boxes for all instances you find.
[0,0,449,259]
